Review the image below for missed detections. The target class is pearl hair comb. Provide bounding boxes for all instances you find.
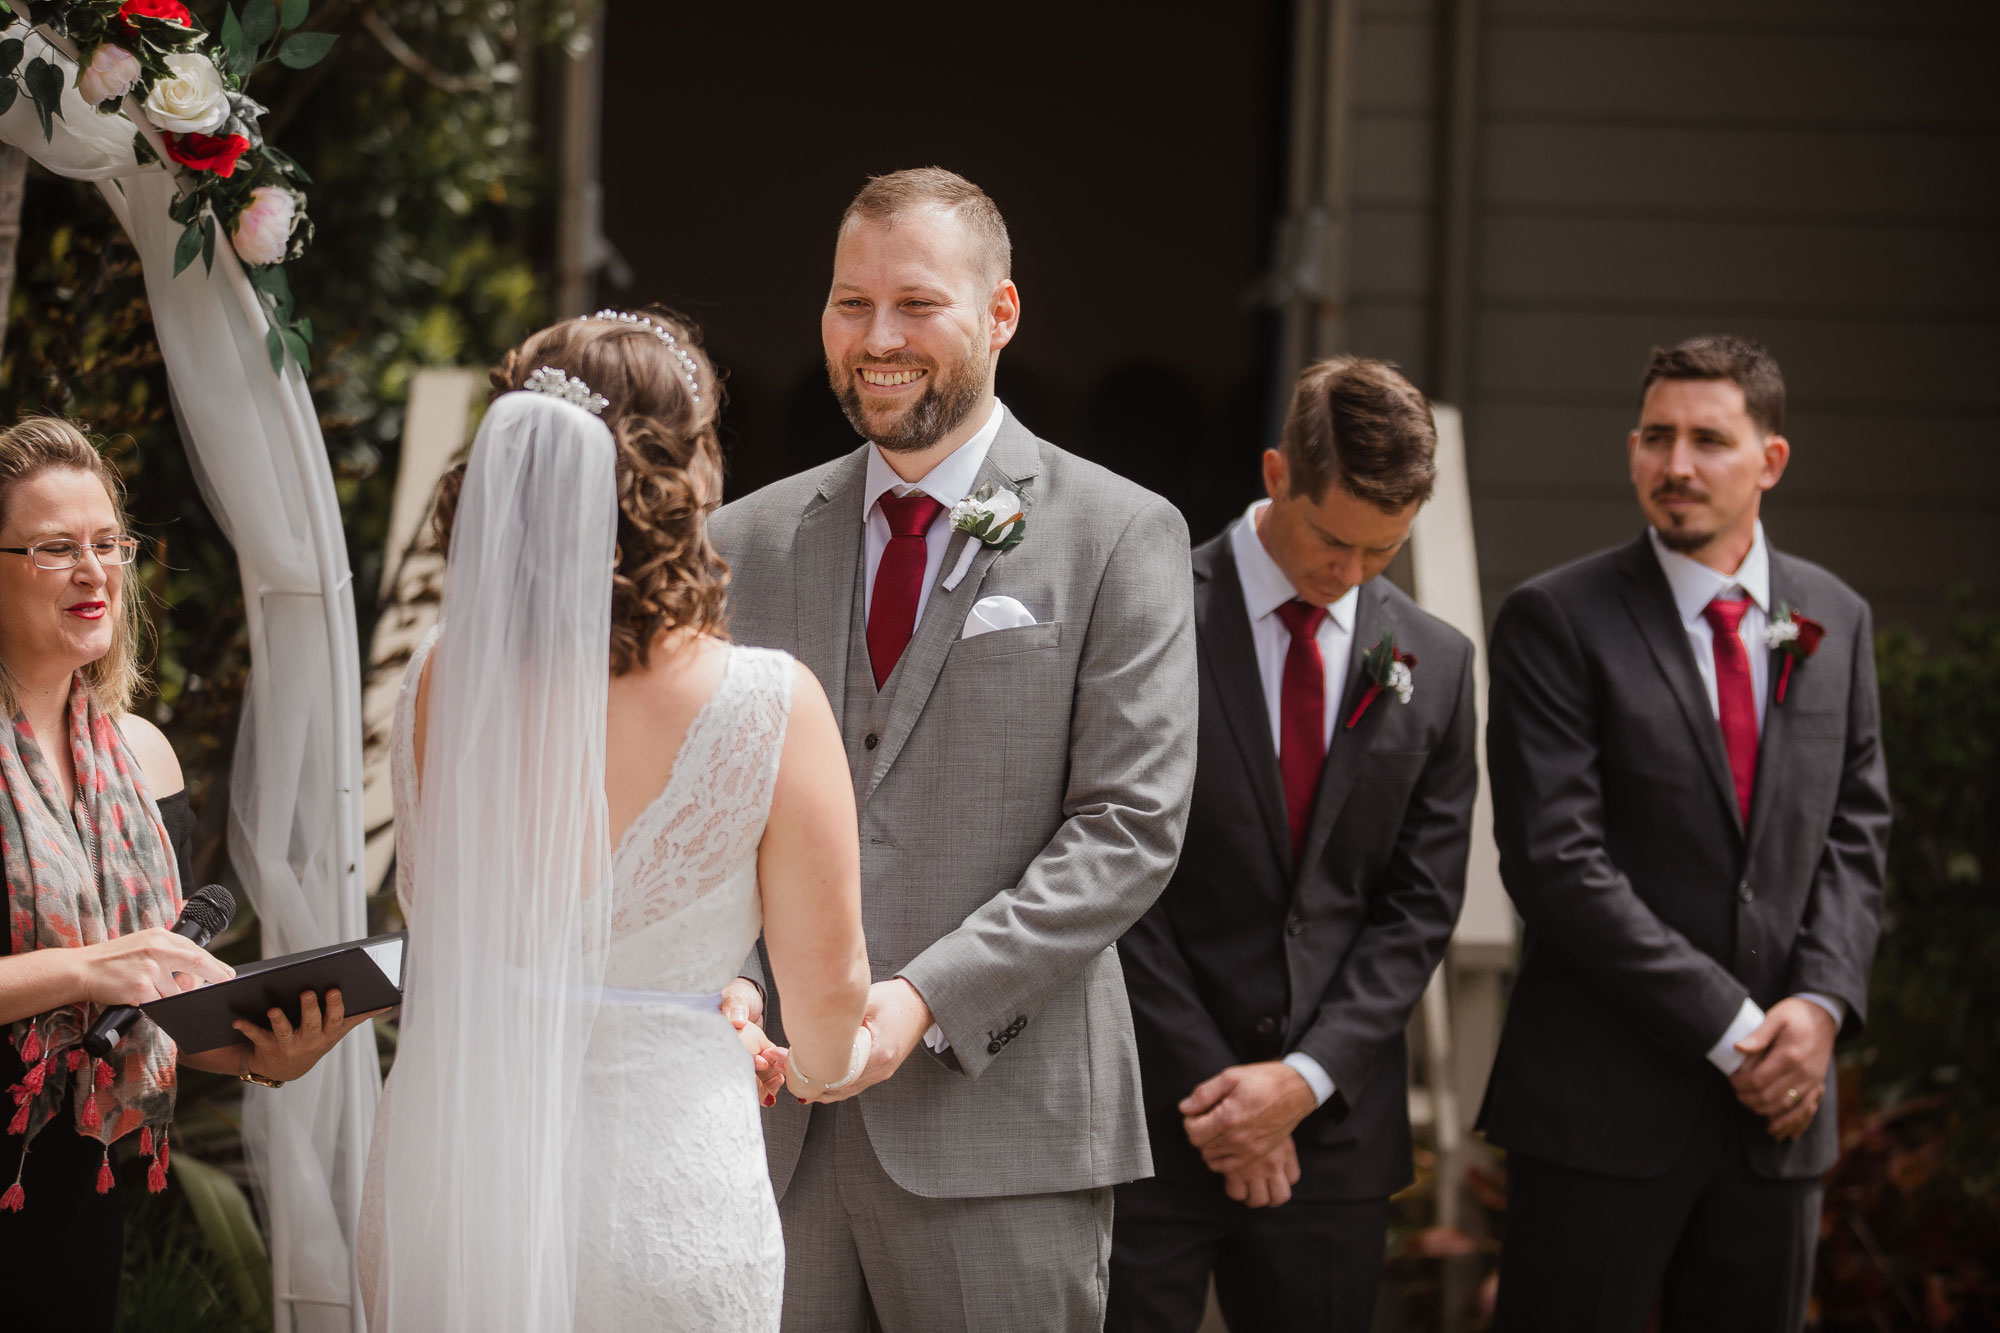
[523,365,610,416]
[583,309,703,404]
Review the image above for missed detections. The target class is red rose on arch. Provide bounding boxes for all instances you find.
[117,0,195,31]
[163,131,250,178]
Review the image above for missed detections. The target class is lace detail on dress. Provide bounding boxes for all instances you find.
[609,644,794,939]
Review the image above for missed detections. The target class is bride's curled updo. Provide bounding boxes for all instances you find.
[434,307,728,674]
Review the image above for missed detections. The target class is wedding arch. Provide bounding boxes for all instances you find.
[1,9,372,1332]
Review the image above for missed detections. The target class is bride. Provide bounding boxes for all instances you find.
[358,310,872,1331]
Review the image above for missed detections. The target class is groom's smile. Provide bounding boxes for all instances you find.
[822,197,1019,466]
[857,365,930,392]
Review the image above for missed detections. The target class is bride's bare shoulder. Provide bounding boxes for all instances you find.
[606,632,734,727]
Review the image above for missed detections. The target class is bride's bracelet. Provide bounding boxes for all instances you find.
[792,1027,871,1093]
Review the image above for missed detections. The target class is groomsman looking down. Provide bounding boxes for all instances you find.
[711,168,1197,1333]
[1110,357,1478,1332]
[1480,336,1890,1333]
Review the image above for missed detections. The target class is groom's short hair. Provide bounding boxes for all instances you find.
[1280,356,1437,511]
[840,168,1012,287]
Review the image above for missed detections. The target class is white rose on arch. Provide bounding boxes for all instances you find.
[143,52,231,134]
[231,186,304,268]
[78,45,142,109]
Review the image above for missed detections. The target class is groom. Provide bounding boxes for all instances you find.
[710,167,1197,1332]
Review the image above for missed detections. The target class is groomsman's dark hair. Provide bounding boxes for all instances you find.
[1640,334,1787,435]
[840,167,1012,287]
[1280,356,1437,512]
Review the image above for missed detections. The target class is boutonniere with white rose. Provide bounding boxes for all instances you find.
[941,483,1030,591]
[1344,629,1417,730]
[1762,601,1825,704]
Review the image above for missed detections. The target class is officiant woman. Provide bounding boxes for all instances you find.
[0,417,369,1330]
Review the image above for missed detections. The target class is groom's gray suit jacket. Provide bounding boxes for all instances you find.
[709,411,1198,1200]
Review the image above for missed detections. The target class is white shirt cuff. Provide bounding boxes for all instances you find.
[923,1023,948,1053]
[1706,997,1766,1075]
[1796,992,1845,1028]
[1282,1052,1336,1108]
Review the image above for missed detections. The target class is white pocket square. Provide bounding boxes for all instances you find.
[961,595,1037,639]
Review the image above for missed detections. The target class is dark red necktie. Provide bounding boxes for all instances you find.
[1274,599,1330,861]
[1703,595,1758,824]
[867,493,945,689]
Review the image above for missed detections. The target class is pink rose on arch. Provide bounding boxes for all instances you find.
[78,45,142,108]
[230,186,303,267]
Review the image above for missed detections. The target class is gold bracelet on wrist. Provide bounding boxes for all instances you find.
[238,1045,284,1089]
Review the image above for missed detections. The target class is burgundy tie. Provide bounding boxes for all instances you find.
[1703,595,1759,824]
[867,493,945,689]
[1274,600,1330,862]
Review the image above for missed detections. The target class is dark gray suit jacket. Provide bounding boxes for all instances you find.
[1120,529,1477,1201]
[1476,532,1890,1179]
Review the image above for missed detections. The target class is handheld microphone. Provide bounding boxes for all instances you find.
[82,884,237,1059]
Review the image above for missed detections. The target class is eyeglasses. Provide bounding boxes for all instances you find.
[0,537,141,570]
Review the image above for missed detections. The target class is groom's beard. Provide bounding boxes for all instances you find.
[830,343,989,455]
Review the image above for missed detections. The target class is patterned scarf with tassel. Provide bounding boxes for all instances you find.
[2,679,182,1209]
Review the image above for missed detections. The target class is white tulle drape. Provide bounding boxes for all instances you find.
[0,23,374,1333]
[372,391,617,1332]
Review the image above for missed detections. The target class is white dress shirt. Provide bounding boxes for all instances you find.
[1646,523,1844,1073]
[1230,501,1360,754]
[861,399,1005,623]
[862,399,1004,1055]
[1229,500,1356,1109]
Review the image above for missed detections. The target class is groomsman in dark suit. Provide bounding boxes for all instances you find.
[1109,357,1478,1332]
[1480,335,1891,1332]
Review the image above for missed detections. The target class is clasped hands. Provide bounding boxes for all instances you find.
[720,976,932,1107]
[1180,1061,1319,1209]
[1730,996,1838,1142]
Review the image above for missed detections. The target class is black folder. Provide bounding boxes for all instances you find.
[141,931,407,1053]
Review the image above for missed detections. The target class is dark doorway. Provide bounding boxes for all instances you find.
[599,3,1290,545]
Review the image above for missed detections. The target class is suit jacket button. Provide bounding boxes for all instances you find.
[864,734,880,750]
[987,1040,1002,1055]
[1254,1016,1278,1036]
[1285,917,1304,937]
[1738,881,1754,904]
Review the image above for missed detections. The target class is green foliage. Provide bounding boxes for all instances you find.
[118,1153,265,1333]
[1865,611,2000,1128]
[1815,609,2000,1329]
[173,1151,275,1323]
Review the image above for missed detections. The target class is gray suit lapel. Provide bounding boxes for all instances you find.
[793,447,869,735]
[1194,538,1290,878]
[1616,535,1743,837]
[1293,578,1387,884]
[1744,550,1798,856]
[863,417,1042,802]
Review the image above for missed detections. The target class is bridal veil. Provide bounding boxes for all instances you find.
[371,389,618,1331]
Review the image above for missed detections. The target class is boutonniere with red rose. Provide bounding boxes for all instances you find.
[1762,601,1825,704]
[1345,630,1417,730]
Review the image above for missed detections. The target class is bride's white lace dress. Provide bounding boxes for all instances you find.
[358,629,793,1331]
